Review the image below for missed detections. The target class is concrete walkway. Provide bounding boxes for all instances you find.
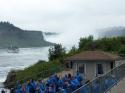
[109,78,125,93]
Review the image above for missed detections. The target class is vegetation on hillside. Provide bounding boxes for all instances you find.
[49,44,66,64]
[78,36,125,54]
[15,60,63,81]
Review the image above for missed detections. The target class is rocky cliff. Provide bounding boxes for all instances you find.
[0,22,54,48]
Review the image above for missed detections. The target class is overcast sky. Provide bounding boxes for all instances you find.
[0,0,125,48]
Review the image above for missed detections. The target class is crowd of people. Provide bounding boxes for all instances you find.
[0,73,118,93]
[12,72,83,93]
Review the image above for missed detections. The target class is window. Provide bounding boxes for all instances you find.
[70,61,73,68]
[65,61,73,68]
[96,64,103,74]
[110,62,114,69]
[79,64,85,73]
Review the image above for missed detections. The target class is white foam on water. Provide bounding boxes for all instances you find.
[0,47,50,83]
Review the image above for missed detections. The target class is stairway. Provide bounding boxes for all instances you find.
[109,78,125,93]
[72,62,125,93]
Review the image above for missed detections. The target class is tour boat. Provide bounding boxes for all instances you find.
[7,45,19,53]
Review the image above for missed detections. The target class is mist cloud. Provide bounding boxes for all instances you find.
[0,0,125,48]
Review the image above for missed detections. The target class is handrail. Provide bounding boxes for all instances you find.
[72,62,125,93]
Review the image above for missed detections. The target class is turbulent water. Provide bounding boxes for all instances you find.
[0,47,49,83]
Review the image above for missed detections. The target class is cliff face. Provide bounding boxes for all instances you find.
[0,22,54,48]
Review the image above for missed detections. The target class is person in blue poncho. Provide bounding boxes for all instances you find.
[30,79,37,91]
[62,74,68,82]
[39,80,45,91]
[35,83,43,93]
[93,80,100,93]
[48,84,56,93]
[21,83,27,93]
[70,78,78,91]
[57,78,63,88]
[45,83,49,93]
[26,80,35,93]
[59,87,67,93]
[75,71,83,82]
[15,81,22,93]
[104,77,109,91]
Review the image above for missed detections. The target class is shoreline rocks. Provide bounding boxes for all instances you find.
[4,70,16,89]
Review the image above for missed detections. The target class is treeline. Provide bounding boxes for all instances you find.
[78,36,125,54]
[48,36,125,62]
[0,21,21,31]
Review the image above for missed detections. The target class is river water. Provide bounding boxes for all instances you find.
[0,47,49,84]
[0,34,72,92]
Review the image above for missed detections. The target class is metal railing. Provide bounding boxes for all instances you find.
[72,63,125,93]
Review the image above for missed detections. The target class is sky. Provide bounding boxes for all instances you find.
[0,0,125,48]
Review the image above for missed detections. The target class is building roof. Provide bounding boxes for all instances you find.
[65,51,120,61]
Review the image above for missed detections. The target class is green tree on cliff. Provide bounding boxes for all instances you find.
[48,44,65,61]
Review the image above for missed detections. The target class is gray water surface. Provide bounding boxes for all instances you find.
[0,47,49,82]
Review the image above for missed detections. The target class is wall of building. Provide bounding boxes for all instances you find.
[85,62,95,80]
[72,60,114,81]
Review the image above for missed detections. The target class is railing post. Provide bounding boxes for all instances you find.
[99,76,103,93]
[115,66,118,81]
[89,81,93,93]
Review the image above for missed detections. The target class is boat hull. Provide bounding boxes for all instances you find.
[7,49,19,53]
